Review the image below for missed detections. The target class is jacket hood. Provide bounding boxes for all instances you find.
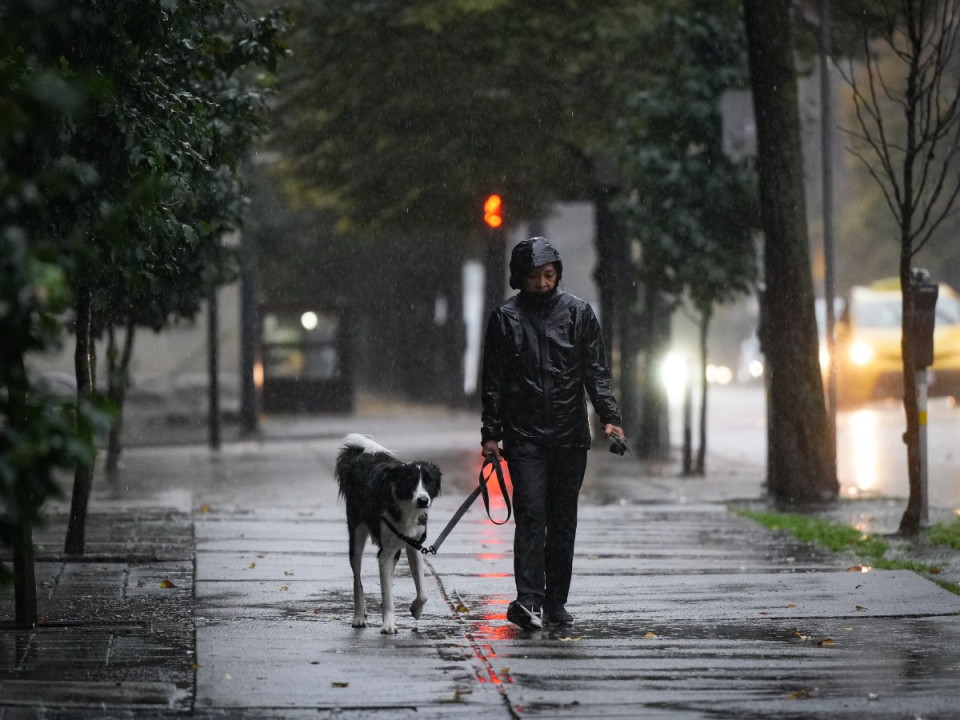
[509,237,563,290]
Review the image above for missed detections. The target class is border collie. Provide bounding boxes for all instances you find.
[334,434,442,634]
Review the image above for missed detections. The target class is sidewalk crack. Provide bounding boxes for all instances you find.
[425,556,520,719]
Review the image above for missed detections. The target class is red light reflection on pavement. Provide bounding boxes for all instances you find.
[472,620,516,643]
[471,642,513,684]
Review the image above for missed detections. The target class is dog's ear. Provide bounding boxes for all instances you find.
[421,462,442,497]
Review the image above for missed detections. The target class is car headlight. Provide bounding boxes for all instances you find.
[850,341,874,366]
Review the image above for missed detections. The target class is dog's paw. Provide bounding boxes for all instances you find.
[351,617,367,628]
[380,622,398,634]
[410,596,426,619]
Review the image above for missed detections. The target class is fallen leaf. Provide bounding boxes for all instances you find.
[279,585,289,591]
[855,605,867,612]
[794,631,809,640]
[246,563,256,570]
[200,504,211,513]
[224,673,233,680]
[846,565,863,572]
[787,687,813,700]
[786,604,797,609]
[816,638,835,646]
[455,603,470,613]
[929,567,942,574]
[643,631,658,639]
[160,578,177,589]
[557,636,582,643]
[332,681,349,688]
[284,571,294,576]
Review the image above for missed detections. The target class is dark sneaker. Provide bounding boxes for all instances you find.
[544,604,573,625]
[506,600,542,630]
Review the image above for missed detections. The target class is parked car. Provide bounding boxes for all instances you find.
[829,279,960,406]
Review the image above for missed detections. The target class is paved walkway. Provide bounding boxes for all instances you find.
[2,411,960,718]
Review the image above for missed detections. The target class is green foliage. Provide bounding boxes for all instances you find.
[742,510,889,558]
[929,518,960,551]
[0,238,102,586]
[612,2,758,312]
[270,0,652,235]
[741,509,960,596]
[0,0,286,578]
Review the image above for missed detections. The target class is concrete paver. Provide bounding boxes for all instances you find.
[1,410,959,718]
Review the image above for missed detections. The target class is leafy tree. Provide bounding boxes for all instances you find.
[612,1,759,464]
[743,0,838,504]
[836,0,960,534]
[271,0,651,235]
[1,0,287,557]
[93,4,288,481]
[0,245,102,626]
[0,18,106,624]
[266,0,657,419]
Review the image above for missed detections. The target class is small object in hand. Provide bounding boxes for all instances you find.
[609,434,629,455]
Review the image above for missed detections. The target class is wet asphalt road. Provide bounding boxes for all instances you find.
[2,409,960,718]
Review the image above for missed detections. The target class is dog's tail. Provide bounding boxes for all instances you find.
[335,434,393,495]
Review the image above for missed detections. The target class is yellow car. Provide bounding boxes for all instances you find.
[831,280,960,407]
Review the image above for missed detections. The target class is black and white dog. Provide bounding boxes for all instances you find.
[334,434,442,634]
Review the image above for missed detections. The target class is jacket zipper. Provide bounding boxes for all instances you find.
[538,307,552,433]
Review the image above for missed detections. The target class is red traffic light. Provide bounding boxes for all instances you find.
[483,194,503,228]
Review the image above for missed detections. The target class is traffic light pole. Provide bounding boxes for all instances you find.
[483,227,506,323]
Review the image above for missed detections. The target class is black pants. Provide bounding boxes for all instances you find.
[506,443,588,609]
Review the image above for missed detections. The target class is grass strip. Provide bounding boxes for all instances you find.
[929,517,960,551]
[738,509,959,596]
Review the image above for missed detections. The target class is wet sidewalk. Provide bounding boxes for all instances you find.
[2,412,960,718]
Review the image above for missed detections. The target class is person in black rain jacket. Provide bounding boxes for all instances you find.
[480,236,624,630]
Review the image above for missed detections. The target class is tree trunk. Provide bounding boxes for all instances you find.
[899,266,922,534]
[105,320,136,483]
[637,281,671,459]
[743,0,837,504]
[13,520,37,628]
[694,308,710,476]
[9,356,38,628]
[65,286,96,555]
[897,25,923,536]
[593,181,639,437]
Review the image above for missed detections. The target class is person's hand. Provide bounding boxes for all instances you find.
[481,440,502,462]
[604,424,625,440]
[604,424,628,455]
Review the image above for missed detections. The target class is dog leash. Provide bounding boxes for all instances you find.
[381,454,512,555]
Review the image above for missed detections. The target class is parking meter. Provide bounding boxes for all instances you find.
[910,269,938,368]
